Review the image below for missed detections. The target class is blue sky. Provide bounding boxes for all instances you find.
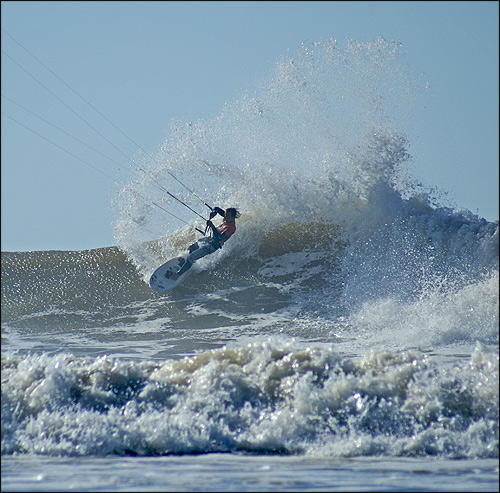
[2,1,498,252]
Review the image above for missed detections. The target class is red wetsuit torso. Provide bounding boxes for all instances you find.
[215,220,236,243]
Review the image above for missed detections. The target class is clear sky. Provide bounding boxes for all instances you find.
[2,1,498,252]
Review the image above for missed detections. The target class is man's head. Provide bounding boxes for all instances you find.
[225,208,240,222]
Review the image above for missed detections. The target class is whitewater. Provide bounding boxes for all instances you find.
[2,38,498,491]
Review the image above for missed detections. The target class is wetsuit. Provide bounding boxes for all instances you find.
[170,209,237,278]
[186,218,236,263]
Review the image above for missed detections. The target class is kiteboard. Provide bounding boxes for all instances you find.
[149,256,191,293]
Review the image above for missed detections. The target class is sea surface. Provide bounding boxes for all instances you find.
[2,38,499,491]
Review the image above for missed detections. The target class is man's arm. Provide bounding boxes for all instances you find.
[206,220,224,241]
[209,207,225,220]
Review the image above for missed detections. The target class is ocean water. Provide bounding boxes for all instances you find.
[2,38,499,491]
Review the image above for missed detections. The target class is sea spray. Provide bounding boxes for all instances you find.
[112,32,497,348]
[112,38,426,281]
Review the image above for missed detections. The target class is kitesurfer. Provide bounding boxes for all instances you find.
[167,207,240,280]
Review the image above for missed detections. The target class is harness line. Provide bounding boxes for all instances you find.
[2,95,205,224]
[2,28,211,210]
[2,30,215,228]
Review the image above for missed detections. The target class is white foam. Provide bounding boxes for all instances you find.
[2,340,497,458]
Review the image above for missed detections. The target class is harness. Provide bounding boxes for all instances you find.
[205,224,224,249]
